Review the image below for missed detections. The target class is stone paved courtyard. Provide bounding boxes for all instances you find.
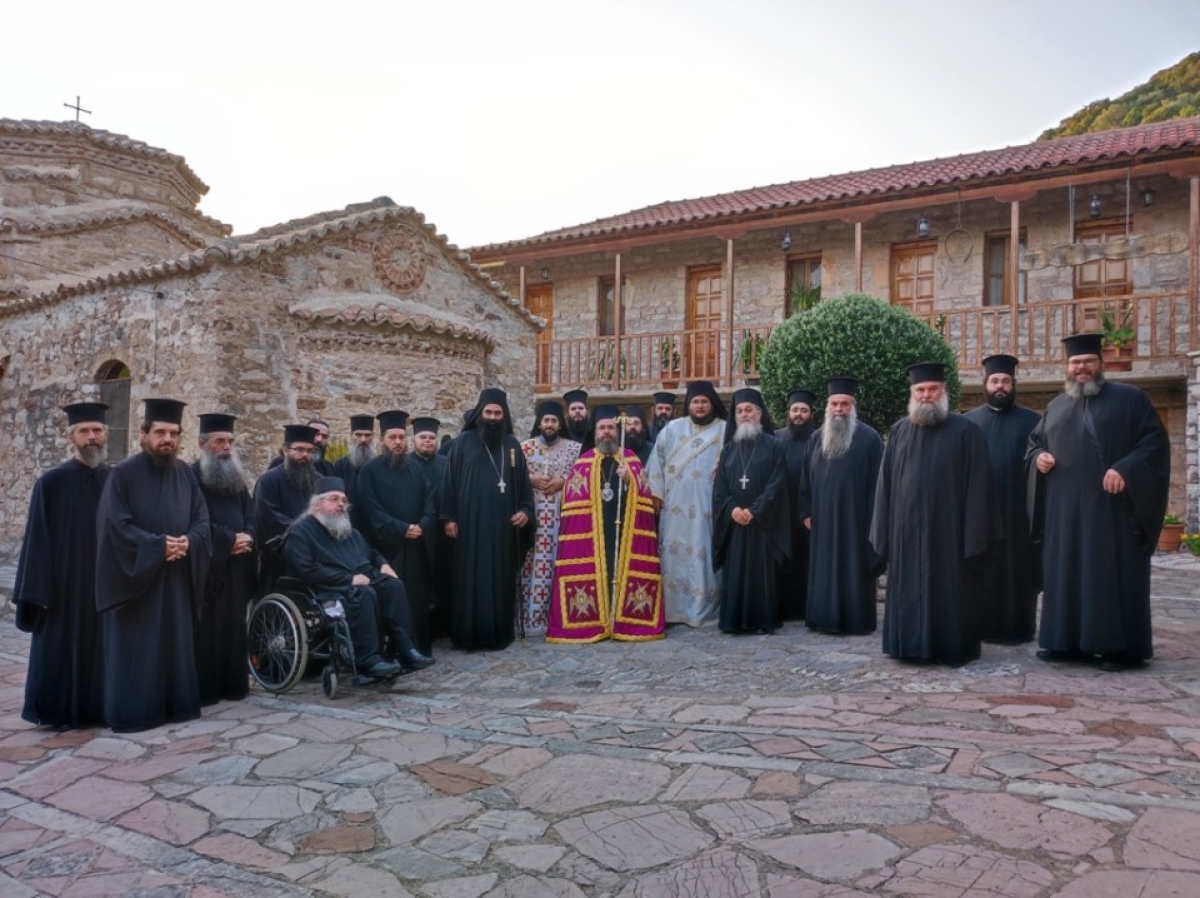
[2,555,1200,897]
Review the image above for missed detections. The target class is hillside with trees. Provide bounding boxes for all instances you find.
[1039,52,1200,140]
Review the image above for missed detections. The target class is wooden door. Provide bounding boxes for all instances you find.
[686,265,723,379]
[525,284,554,389]
[891,243,937,314]
[1073,222,1132,331]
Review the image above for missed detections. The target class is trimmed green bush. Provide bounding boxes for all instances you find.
[759,293,960,434]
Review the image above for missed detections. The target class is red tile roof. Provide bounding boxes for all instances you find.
[474,116,1200,254]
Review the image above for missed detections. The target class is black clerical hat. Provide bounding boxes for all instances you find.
[313,476,346,496]
[787,388,816,407]
[982,355,1019,378]
[62,402,108,426]
[377,410,409,433]
[350,414,375,433]
[907,362,947,384]
[563,389,588,406]
[685,380,727,419]
[825,377,858,397]
[143,398,186,426]
[591,404,620,425]
[652,391,675,406]
[283,424,318,445]
[198,413,236,435]
[622,405,648,426]
[1062,333,1104,358]
[725,388,774,444]
[530,401,567,439]
[732,388,766,410]
[411,417,440,435]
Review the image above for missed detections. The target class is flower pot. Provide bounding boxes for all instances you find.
[1102,344,1133,371]
[1158,522,1184,553]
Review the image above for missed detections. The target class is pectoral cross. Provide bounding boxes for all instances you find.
[739,473,750,489]
[498,479,506,494]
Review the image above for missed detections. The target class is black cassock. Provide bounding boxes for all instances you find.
[333,455,370,534]
[1026,382,1169,661]
[253,465,312,588]
[799,424,884,635]
[358,456,437,655]
[96,453,211,731]
[413,452,453,639]
[779,424,815,620]
[871,416,991,664]
[712,435,790,633]
[14,460,110,727]
[438,431,535,650]
[964,404,1042,643]
[192,463,256,705]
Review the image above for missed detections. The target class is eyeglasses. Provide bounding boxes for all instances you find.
[1068,358,1100,368]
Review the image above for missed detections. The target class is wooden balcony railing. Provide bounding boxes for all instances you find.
[535,291,1195,394]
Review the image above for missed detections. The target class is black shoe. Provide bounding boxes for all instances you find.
[1097,654,1145,673]
[360,658,403,679]
[1036,648,1081,663]
[399,648,436,672]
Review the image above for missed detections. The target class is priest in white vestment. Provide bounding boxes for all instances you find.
[646,380,726,626]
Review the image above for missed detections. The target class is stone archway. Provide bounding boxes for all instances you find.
[96,360,131,461]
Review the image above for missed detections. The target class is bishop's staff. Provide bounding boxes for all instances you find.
[610,411,632,632]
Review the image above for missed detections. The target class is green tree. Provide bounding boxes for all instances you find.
[758,293,960,434]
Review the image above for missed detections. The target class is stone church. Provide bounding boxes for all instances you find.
[0,119,540,561]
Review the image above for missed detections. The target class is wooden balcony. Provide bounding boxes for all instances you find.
[535,291,1196,394]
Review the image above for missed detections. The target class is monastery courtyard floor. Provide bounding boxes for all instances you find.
[2,554,1200,898]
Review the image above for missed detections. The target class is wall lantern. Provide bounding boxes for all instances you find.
[1139,183,1157,207]
[779,230,793,252]
[916,215,931,239]
[1089,193,1102,219]
[539,267,550,280]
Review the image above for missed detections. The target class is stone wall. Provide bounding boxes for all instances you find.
[1188,350,1200,532]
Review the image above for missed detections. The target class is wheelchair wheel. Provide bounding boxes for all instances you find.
[322,665,339,699]
[247,593,309,694]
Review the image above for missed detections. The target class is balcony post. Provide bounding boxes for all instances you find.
[854,221,863,292]
[613,252,623,390]
[518,265,526,307]
[1009,200,1020,354]
[725,237,736,388]
[1191,177,1199,351]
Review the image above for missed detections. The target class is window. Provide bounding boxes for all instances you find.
[96,360,131,461]
[890,242,937,313]
[1074,221,1132,298]
[598,276,627,337]
[786,254,821,314]
[984,232,1026,307]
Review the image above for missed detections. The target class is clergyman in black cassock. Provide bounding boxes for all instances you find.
[871,364,992,665]
[963,355,1043,644]
[358,410,437,655]
[779,388,817,621]
[799,378,884,635]
[14,401,111,728]
[411,416,452,640]
[1027,333,1170,669]
[192,414,256,705]
[438,389,535,650]
[712,389,790,634]
[96,399,212,732]
[254,423,320,588]
[332,414,376,533]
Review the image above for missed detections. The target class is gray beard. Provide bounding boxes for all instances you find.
[734,421,763,443]
[75,445,107,468]
[350,443,374,468]
[908,393,950,427]
[821,409,858,459]
[284,457,317,493]
[198,449,248,494]
[317,510,353,541]
[596,438,619,457]
[386,448,409,469]
[1064,373,1105,399]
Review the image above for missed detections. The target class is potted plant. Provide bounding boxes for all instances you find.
[739,333,766,384]
[1100,304,1135,370]
[1159,514,1185,552]
[1182,531,1200,557]
[659,337,682,388]
[788,284,821,317]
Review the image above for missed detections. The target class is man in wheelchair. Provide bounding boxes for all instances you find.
[283,476,436,679]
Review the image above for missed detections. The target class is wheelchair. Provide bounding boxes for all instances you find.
[246,536,396,699]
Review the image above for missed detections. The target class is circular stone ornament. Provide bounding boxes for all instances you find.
[374,226,428,293]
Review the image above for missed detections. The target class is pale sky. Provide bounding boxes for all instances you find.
[5,1,1199,249]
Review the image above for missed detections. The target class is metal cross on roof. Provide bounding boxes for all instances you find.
[62,96,92,122]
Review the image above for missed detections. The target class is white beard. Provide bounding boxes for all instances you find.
[908,393,950,426]
[317,510,353,541]
[198,448,248,493]
[821,408,858,459]
[75,444,108,468]
[1064,373,1104,399]
[734,421,763,443]
[350,443,375,468]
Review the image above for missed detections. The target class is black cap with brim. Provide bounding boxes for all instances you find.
[143,398,186,426]
[652,391,675,406]
[313,476,346,496]
[350,414,375,432]
[377,410,409,433]
[63,401,108,426]
[563,389,588,406]
[284,424,318,445]
[825,377,858,397]
[411,417,440,435]
[198,413,236,435]
[907,362,947,384]
[982,354,1019,378]
[1062,333,1105,358]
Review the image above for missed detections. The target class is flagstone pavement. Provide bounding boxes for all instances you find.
[2,554,1200,898]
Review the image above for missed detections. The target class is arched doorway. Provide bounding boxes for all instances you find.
[96,360,131,461]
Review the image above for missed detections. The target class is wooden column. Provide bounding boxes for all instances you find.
[726,238,736,387]
[1192,177,1199,351]
[613,253,623,390]
[854,222,863,292]
[518,265,526,307]
[1009,200,1020,354]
